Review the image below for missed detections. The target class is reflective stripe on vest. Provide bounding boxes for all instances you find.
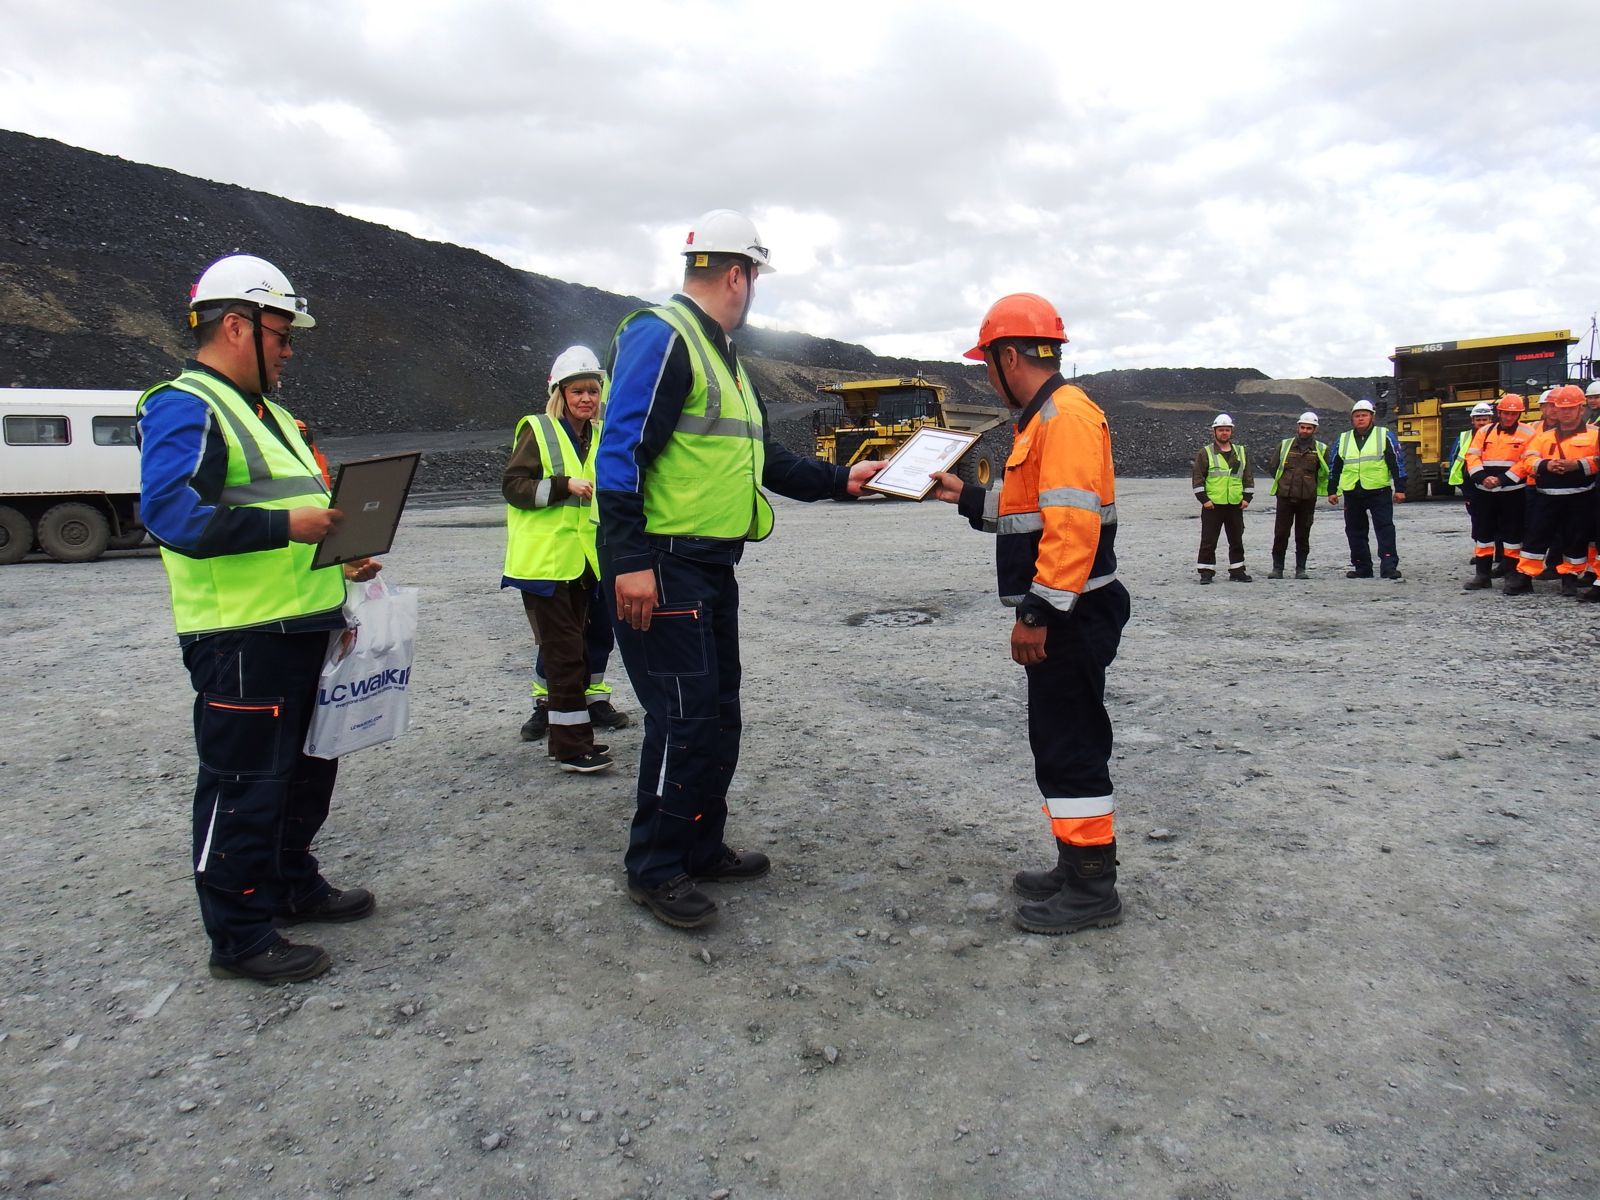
[1337,427,1394,490]
[1204,444,1246,505]
[138,369,344,636]
[621,299,773,542]
[503,414,600,581]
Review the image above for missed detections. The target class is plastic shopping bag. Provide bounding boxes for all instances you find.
[304,577,419,759]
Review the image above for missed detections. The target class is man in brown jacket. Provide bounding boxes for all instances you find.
[1266,412,1330,578]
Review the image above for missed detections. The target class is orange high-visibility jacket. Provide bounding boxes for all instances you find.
[982,380,1118,613]
[1510,426,1600,494]
[1464,423,1535,489]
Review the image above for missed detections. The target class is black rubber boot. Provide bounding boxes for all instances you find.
[1267,556,1284,579]
[1012,839,1071,901]
[1463,560,1493,590]
[1502,573,1533,595]
[1293,554,1309,580]
[1014,841,1123,935]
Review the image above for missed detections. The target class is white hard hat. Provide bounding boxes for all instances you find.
[1470,401,1495,417]
[548,345,605,396]
[1211,413,1234,429]
[1585,381,1600,398]
[190,254,314,328]
[1297,411,1319,426]
[1539,389,1554,404]
[682,209,775,274]
[1352,399,1376,414]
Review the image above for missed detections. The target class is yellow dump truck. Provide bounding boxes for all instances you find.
[813,376,1012,488]
[1387,330,1578,497]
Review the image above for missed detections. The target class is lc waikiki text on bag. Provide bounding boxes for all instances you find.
[304,577,418,759]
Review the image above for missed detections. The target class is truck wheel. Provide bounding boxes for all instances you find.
[957,427,1013,488]
[0,505,31,565]
[36,502,110,563]
[107,527,148,551]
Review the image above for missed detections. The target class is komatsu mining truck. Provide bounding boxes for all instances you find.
[812,376,1013,488]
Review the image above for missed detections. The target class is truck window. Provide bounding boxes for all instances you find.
[93,416,138,446]
[3,415,70,445]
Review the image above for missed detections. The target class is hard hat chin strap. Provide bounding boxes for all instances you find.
[992,347,1024,411]
[251,307,273,395]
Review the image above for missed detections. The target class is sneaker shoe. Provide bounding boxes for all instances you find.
[696,847,771,882]
[277,886,375,926]
[587,700,632,729]
[558,749,613,774]
[627,873,717,929]
[519,703,549,741]
[208,939,331,984]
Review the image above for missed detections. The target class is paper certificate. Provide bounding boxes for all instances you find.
[863,426,982,500]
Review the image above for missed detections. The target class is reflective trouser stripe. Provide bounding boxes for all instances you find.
[548,708,590,726]
[1042,796,1115,847]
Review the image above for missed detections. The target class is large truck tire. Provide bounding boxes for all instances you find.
[956,427,1014,489]
[0,505,31,565]
[36,502,110,563]
[107,527,148,551]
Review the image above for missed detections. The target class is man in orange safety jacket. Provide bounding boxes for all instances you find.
[1460,394,1533,589]
[931,293,1130,936]
[1484,385,1599,595]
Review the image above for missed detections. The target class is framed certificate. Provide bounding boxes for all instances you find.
[312,452,422,569]
[863,426,982,500]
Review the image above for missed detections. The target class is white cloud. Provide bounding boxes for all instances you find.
[1,0,1597,378]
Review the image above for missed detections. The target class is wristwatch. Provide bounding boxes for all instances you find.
[1017,608,1047,628]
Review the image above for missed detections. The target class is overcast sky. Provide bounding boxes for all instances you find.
[3,0,1596,377]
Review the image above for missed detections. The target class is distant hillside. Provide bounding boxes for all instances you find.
[0,130,1384,477]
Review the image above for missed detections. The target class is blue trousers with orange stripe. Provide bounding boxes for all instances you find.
[182,629,337,963]
[1026,581,1130,847]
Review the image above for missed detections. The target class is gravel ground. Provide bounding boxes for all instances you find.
[1,480,1595,1199]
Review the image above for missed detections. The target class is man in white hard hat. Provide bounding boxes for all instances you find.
[136,254,380,985]
[596,209,885,930]
[1265,412,1328,578]
[1585,380,1600,428]
[1327,398,1406,579]
[1190,413,1253,582]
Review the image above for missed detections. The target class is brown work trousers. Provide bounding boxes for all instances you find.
[522,577,596,760]
[1198,504,1246,573]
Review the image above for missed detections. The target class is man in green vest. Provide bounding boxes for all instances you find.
[137,255,380,985]
[596,210,885,930]
[1190,413,1253,582]
[1266,411,1329,578]
[1327,398,1407,579]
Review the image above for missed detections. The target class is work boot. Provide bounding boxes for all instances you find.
[1502,574,1533,595]
[1577,585,1600,603]
[627,873,717,929]
[1489,558,1510,578]
[1380,563,1402,581]
[1463,561,1493,590]
[1346,567,1373,579]
[587,699,632,729]
[277,886,375,926]
[1013,839,1071,902]
[208,939,331,984]
[1229,569,1253,583]
[1197,569,1215,585]
[1014,842,1122,936]
[1293,555,1308,579]
[1538,564,1561,581]
[1267,557,1284,579]
[695,846,771,882]
[1561,574,1581,596]
[519,702,548,741]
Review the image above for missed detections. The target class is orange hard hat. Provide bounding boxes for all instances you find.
[1549,384,1586,409]
[1496,393,1525,413]
[964,293,1068,361]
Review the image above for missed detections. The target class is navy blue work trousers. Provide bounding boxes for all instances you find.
[181,629,336,963]
[1025,582,1130,811]
[606,552,741,887]
[1341,487,1398,571]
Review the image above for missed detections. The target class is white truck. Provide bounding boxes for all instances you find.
[0,388,148,564]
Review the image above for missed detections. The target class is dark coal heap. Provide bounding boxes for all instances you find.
[0,130,1384,486]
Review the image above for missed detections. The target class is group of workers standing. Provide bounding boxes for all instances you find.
[1192,400,1407,582]
[1449,382,1600,598]
[134,211,1129,982]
